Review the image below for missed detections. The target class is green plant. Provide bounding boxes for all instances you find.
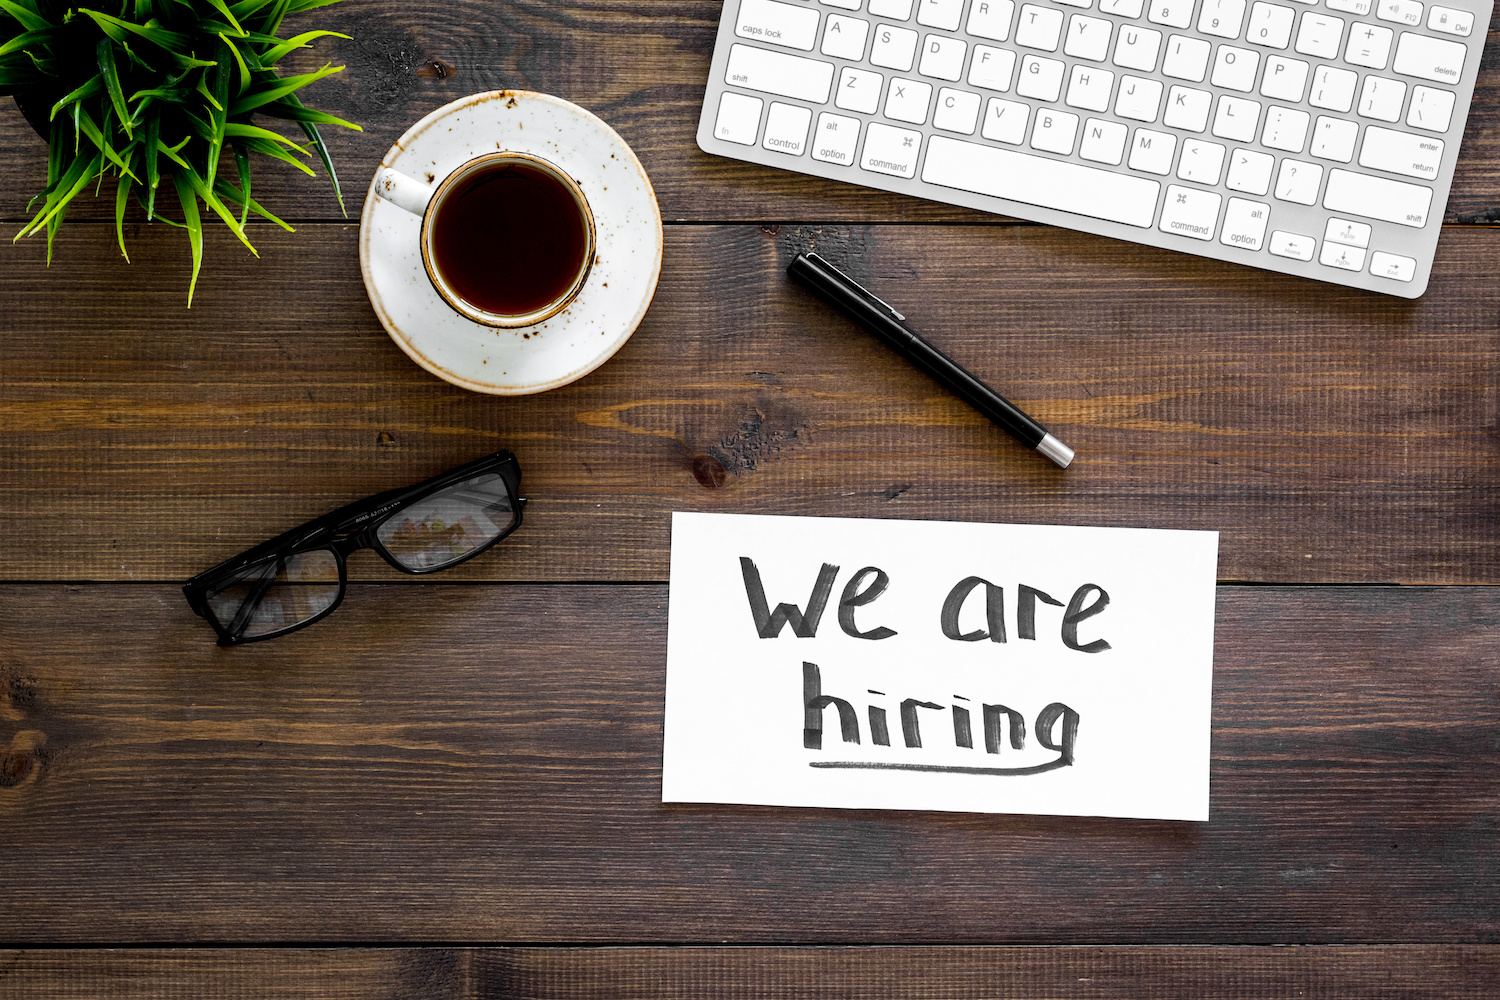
[0,0,360,303]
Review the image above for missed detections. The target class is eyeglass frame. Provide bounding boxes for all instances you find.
[183,449,525,646]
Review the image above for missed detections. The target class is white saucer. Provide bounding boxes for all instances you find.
[358,91,663,394]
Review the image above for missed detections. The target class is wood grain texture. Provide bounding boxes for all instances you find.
[3,224,1498,585]
[0,949,464,999]
[1,584,1495,944]
[0,2,1496,224]
[3,946,1498,998]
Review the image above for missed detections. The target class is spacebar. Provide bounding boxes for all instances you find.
[922,135,1161,229]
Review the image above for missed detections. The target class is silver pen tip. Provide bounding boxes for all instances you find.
[1037,433,1075,469]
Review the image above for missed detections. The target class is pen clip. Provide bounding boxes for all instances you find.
[805,253,906,321]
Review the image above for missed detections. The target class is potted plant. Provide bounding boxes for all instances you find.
[1,0,359,303]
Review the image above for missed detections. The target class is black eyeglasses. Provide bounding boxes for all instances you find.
[184,450,525,645]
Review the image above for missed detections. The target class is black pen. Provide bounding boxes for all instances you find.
[787,252,1075,469]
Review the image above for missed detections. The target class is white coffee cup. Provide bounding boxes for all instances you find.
[373,150,597,328]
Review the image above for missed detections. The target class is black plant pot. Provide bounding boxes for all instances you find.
[14,89,59,141]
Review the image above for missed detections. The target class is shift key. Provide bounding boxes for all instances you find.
[726,44,836,103]
[1322,168,1433,227]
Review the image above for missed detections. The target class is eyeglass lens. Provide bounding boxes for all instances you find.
[375,472,516,571]
[206,549,342,640]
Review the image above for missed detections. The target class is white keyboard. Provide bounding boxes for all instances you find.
[697,0,1491,296]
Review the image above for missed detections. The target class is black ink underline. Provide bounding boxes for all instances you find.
[809,757,1069,776]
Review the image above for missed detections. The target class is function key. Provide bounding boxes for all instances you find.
[1426,4,1473,34]
[1375,0,1423,24]
[1325,0,1371,14]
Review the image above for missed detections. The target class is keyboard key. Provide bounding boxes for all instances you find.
[763,102,813,154]
[919,33,968,79]
[1065,14,1115,60]
[969,45,1018,90]
[982,97,1031,141]
[1246,2,1295,47]
[871,24,920,69]
[1198,0,1248,37]
[967,0,1016,40]
[1261,105,1310,151]
[1407,85,1455,131]
[812,112,862,163]
[1067,65,1116,110]
[1162,34,1212,79]
[1032,108,1081,152]
[1344,22,1394,68]
[1177,138,1228,183]
[1128,127,1177,173]
[922,134,1163,226]
[1164,85,1213,130]
[1100,0,1145,15]
[1294,11,1345,57]
[1308,65,1357,111]
[1426,4,1473,35]
[1211,45,1260,91]
[885,77,934,122]
[860,121,924,176]
[1376,0,1423,25]
[1056,0,1094,9]
[869,0,915,17]
[1310,115,1359,160]
[1326,0,1370,12]
[1392,31,1466,84]
[1116,75,1164,120]
[714,92,764,144]
[1114,26,1163,70]
[1320,241,1366,269]
[1359,125,1443,179]
[1016,4,1066,49]
[1016,54,1066,100]
[917,0,965,30]
[1323,168,1433,225]
[1160,184,1222,239]
[1148,0,1195,27]
[1324,216,1372,245]
[836,66,885,112]
[1260,55,1309,100]
[1358,75,1407,121]
[736,0,821,51]
[1212,95,1261,141]
[1269,229,1316,258]
[726,44,837,102]
[1226,147,1275,193]
[933,87,983,131]
[1080,117,1130,162]
[822,14,873,59]
[1274,158,1323,202]
[821,0,862,9]
[1370,250,1416,279]
[1221,197,1271,248]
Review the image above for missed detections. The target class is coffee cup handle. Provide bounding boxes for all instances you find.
[373,167,435,216]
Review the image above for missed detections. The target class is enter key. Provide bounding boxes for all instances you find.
[1359,126,1444,180]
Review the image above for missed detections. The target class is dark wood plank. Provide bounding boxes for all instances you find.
[4,946,1498,998]
[3,224,1498,585]
[0,949,464,999]
[475,945,1500,999]
[0,2,1496,224]
[1,584,1495,943]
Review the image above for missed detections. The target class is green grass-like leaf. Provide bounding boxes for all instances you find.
[7,0,357,301]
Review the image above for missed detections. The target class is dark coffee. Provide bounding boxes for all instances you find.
[429,160,589,317]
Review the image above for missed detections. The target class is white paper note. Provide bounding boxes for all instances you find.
[662,512,1219,822]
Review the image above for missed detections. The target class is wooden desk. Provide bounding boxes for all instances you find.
[1,1,1497,995]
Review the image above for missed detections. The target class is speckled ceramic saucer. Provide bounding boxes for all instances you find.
[358,91,663,394]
